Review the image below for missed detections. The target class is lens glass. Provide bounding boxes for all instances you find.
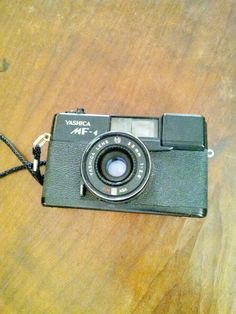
[106,157,127,178]
[97,148,133,184]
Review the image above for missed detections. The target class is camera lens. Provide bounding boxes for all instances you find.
[106,157,127,177]
[81,132,151,202]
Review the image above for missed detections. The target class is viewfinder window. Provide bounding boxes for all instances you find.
[111,118,158,138]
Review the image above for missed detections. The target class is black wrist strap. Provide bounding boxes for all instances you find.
[0,133,46,185]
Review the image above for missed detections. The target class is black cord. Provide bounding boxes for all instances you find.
[0,133,46,185]
[0,161,46,177]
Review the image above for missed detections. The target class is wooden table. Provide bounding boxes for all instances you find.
[0,1,235,313]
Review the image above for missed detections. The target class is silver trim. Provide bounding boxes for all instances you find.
[33,159,38,172]
[81,131,152,202]
[163,113,203,118]
[208,148,214,158]
[60,113,109,117]
[33,133,51,148]
[80,183,85,197]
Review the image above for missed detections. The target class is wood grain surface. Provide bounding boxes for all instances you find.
[0,1,236,313]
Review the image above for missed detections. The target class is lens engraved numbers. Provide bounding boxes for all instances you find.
[137,163,145,179]
[127,141,141,157]
[119,187,128,194]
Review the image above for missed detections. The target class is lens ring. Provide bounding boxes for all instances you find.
[81,132,151,202]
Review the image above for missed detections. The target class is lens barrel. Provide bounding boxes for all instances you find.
[81,132,151,202]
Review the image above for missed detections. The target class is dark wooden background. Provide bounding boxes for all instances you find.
[0,1,235,313]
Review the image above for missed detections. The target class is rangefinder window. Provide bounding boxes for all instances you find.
[111,117,158,138]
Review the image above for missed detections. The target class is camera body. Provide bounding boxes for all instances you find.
[42,109,208,217]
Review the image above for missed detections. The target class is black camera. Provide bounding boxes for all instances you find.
[42,108,208,217]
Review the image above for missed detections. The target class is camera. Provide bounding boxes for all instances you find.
[42,108,208,217]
